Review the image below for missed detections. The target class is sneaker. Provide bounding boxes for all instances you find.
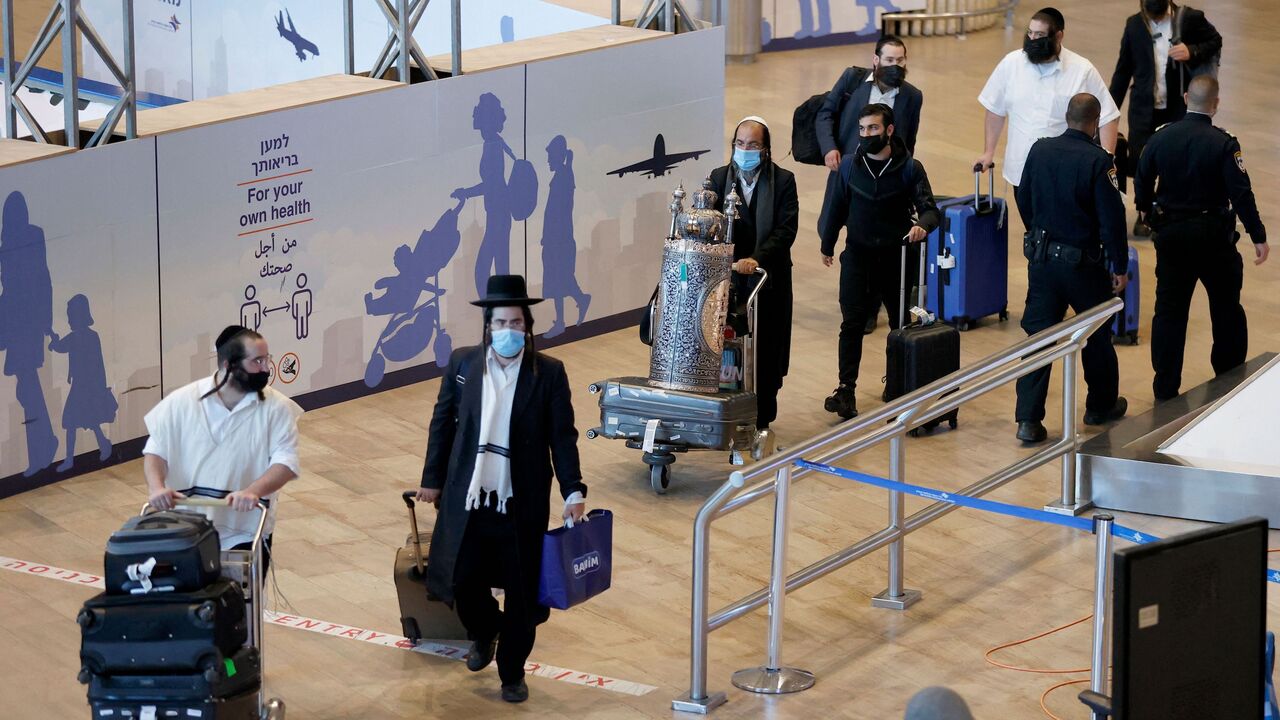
[465,637,497,672]
[1083,396,1128,426]
[1016,421,1048,443]
[501,679,529,703]
[863,314,878,335]
[824,385,857,420]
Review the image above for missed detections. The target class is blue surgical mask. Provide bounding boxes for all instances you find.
[490,327,525,358]
[733,148,761,172]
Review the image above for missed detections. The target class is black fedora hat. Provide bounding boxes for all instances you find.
[471,274,544,308]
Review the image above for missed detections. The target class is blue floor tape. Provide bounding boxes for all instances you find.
[795,459,1280,585]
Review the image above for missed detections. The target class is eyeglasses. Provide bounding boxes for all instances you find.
[490,318,526,331]
[733,140,764,151]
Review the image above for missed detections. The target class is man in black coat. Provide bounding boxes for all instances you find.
[818,103,940,420]
[816,35,922,334]
[1110,0,1221,235]
[708,116,798,432]
[417,275,587,703]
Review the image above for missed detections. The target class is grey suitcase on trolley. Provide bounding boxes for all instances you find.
[590,377,757,450]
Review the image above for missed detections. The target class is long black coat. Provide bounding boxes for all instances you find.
[815,66,924,156]
[709,161,798,384]
[1110,7,1221,141]
[420,346,586,626]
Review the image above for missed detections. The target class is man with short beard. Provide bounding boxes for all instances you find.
[976,7,1120,209]
[143,326,303,564]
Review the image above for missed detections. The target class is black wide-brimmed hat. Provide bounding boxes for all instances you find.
[471,274,544,308]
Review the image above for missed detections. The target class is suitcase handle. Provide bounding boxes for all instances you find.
[972,162,996,210]
[402,490,426,576]
[899,236,927,328]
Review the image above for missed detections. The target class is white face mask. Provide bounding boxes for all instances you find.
[490,327,525,358]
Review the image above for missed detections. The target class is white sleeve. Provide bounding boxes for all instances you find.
[266,399,303,477]
[1084,63,1122,125]
[977,55,1011,116]
[141,396,173,461]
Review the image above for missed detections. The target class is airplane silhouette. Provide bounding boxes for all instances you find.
[607,134,709,178]
[276,9,319,62]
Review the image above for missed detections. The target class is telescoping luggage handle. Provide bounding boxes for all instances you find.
[402,490,427,576]
[973,161,996,211]
[899,236,928,328]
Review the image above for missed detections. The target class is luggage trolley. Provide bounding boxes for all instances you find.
[586,269,772,494]
[140,497,285,720]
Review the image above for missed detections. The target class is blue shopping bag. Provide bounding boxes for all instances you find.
[1266,632,1278,719]
[538,509,613,610]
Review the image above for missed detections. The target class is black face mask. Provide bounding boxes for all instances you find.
[1143,0,1169,17]
[233,366,270,392]
[876,64,906,88]
[859,133,889,155]
[1023,35,1057,64]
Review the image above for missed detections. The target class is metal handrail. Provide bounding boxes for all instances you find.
[881,0,1019,39]
[673,296,1122,713]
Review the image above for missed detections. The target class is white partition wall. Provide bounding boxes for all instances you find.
[1,28,725,496]
[0,141,161,487]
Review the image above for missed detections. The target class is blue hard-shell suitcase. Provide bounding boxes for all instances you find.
[1111,245,1140,345]
[925,169,1009,330]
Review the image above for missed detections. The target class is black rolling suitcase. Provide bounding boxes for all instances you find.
[104,509,222,595]
[885,242,960,434]
[78,578,249,675]
[393,491,468,645]
[590,377,757,451]
[86,645,261,718]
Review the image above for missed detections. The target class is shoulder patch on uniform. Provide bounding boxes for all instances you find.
[1235,150,1246,173]
[1107,166,1120,190]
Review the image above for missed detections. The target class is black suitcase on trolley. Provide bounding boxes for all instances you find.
[591,377,757,451]
[104,510,222,595]
[885,243,960,434]
[78,578,249,675]
[85,645,261,717]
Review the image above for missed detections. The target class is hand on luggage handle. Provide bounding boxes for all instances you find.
[138,496,271,558]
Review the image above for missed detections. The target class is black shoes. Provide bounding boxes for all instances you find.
[466,638,497,672]
[1016,420,1048,443]
[501,679,529,703]
[864,314,878,335]
[824,385,857,420]
[1133,219,1151,238]
[1083,396,1128,426]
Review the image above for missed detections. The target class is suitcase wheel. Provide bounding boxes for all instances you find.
[999,307,1010,321]
[957,320,971,332]
[650,464,671,495]
[948,417,958,429]
[401,617,421,645]
[1127,332,1138,346]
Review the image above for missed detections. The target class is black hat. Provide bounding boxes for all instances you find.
[1036,7,1065,31]
[471,274,544,308]
[215,325,251,351]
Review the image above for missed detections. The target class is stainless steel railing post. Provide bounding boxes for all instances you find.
[731,466,815,694]
[872,434,921,609]
[1089,514,1114,720]
[1046,345,1092,516]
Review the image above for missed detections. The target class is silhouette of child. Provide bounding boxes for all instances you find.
[48,294,116,471]
[365,244,427,316]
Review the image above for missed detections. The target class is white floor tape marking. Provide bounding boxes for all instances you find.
[1,555,656,697]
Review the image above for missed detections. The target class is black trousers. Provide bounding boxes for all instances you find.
[1014,261,1119,422]
[1150,215,1247,400]
[452,505,537,686]
[838,243,919,388]
[1126,107,1183,178]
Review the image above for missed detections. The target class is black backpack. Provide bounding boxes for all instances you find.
[791,66,866,166]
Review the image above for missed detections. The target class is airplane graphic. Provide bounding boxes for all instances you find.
[276,9,319,62]
[607,134,710,178]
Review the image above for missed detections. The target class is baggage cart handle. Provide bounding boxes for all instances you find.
[743,268,769,395]
[402,490,427,576]
[139,496,271,551]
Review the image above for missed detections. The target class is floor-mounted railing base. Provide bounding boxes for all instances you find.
[871,587,922,610]
[1044,499,1094,517]
[672,691,727,714]
[731,667,815,694]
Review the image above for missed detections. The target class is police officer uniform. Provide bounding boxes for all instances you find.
[1014,128,1129,440]
[1135,112,1267,400]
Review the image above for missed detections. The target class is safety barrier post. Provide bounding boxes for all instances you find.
[731,466,815,694]
[1089,514,1114,720]
[873,434,922,609]
[1046,348,1090,516]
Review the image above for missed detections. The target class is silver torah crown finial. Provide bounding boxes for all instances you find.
[667,182,686,241]
[724,186,740,222]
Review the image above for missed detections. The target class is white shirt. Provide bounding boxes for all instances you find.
[1150,16,1172,109]
[867,73,900,108]
[737,171,759,206]
[978,47,1121,186]
[142,375,303,548]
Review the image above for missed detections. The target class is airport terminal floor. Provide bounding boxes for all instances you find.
[3,0,1279,718]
